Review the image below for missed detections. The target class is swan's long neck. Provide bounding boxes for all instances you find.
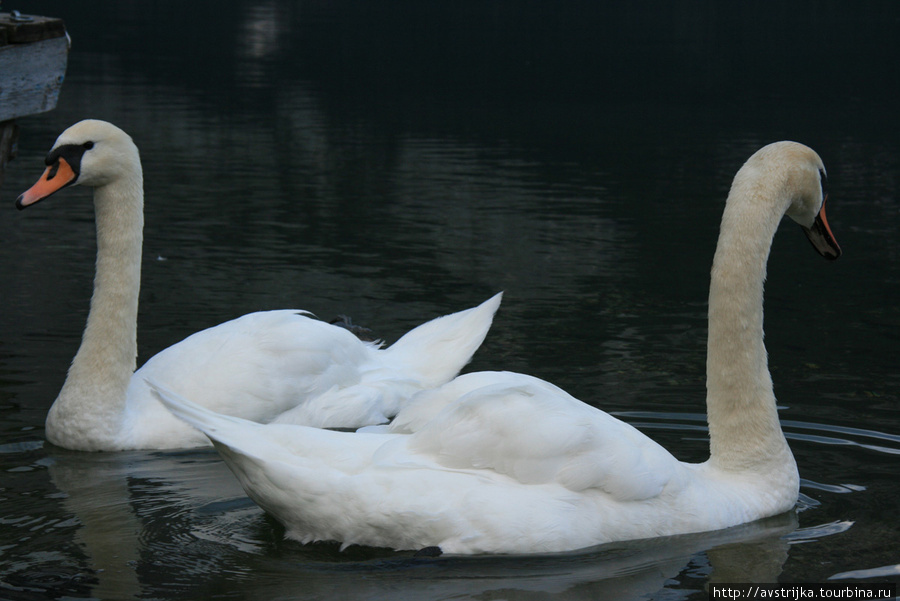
[705,178,793,472]
[46,174,144,451]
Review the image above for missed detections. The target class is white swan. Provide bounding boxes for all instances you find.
[151,141,841,554]
[16,120,502,452]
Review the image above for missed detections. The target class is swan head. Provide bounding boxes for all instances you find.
[740,141,841,260]
[16,120,141,210]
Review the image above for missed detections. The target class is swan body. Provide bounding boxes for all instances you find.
[152,141,841,554]
[16,120,502,451]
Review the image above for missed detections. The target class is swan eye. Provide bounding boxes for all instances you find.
[83,142,95,150]
[819,169,827,199]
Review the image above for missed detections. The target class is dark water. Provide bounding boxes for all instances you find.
[1,2,899,599]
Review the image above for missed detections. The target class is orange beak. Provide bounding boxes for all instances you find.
[802,196,841,260]
[15,157,78,210]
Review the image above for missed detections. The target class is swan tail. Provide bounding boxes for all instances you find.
[147,379,262,447]
[381,292,502,387]
[147,380,315,500]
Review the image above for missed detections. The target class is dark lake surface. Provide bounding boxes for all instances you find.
[1,2,899,599]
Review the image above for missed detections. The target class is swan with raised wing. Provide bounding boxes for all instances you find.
[16,120,502,452]
[152,141,840,554]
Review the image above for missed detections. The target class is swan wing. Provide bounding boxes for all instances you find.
[402,372,681,502]
[270,292,504,428]
[151,375,689,552]
[378,292,502,387]
[128,311,377,423]
[127,293,502,441]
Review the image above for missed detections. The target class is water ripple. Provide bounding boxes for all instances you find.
[784,520,855,544]
[612,412,900,457]
[829,563,900,580]
[800,479,867,494]
[0,440,44,454]
[783,419,900,455]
